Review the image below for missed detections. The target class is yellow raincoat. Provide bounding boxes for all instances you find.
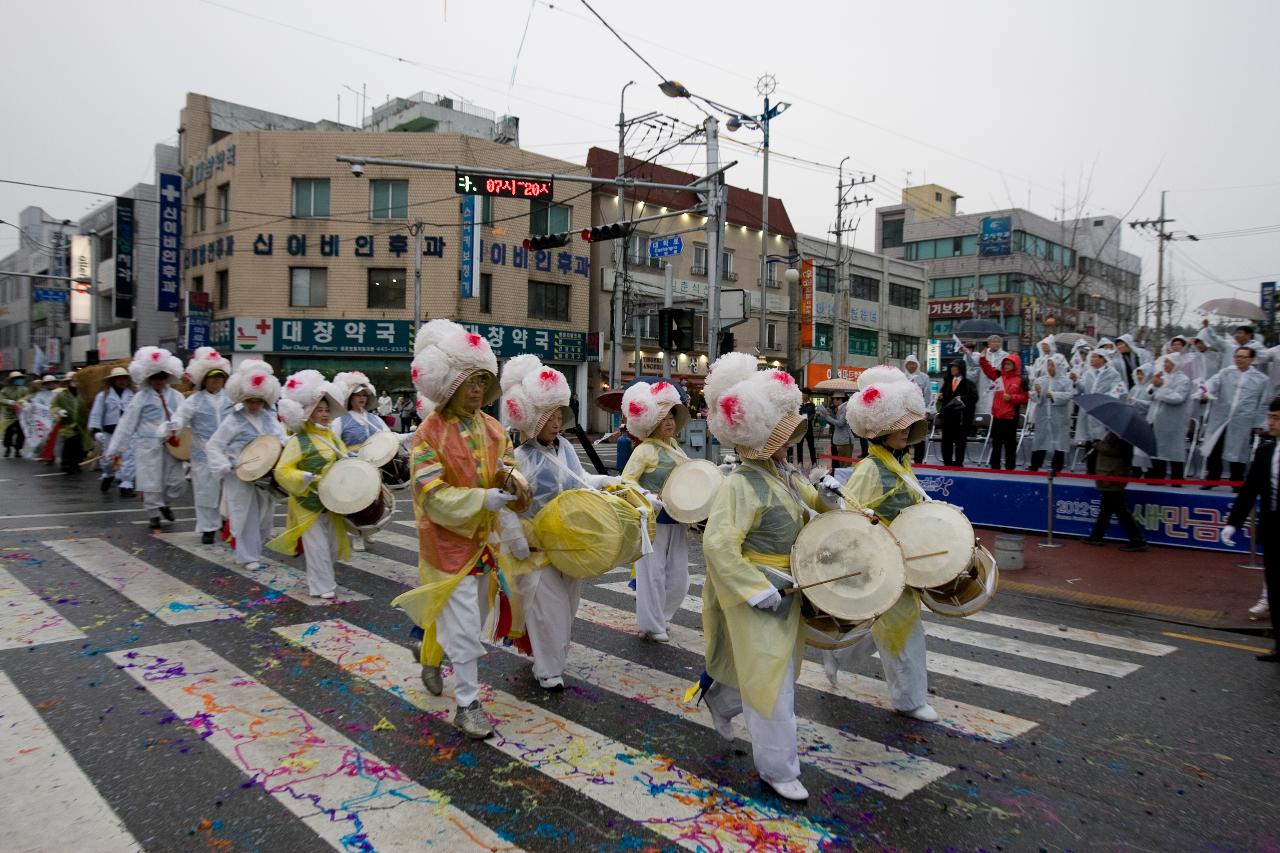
[839,443,925,655]
[620,436,687,493]
[266,422,351,561]
[702,458,827,716]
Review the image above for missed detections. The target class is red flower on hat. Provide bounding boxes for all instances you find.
[505,399,522,419]
[251,375,265,388]
[538,369,558,388]
[628,400,647,418]
[465,333,484,349]
[286,378,299,389]
[770,371,795,386]
[719,394,743,426]
[861,387,881,405]
[411,366,420,381]
[150,351,161,361]
[208,351,220,360]
[651,381,671,394]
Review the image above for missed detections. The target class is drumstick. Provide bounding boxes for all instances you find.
[782,569,864,595]
[904,550,949,561]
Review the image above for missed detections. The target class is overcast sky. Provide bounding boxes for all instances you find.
[3,0,1277,319]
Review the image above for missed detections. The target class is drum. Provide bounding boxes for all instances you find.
[379,457,411,490]
[499,467,533,514]
[533,488,646,579]
[236,435,287,499]
[891,501,976,590]
[356,431,400,467]
[660,459,725,524]
[165,426,193,461]
[348,484,396,533]
[790,510,906,648]
[919,544,999,618]
[318,458,386,527]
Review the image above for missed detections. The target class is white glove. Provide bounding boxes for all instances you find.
[485,488,516,511]
[347,451,360,458]
[165,418,181,433]
[1221,525,1237,547]
[508,535,531,559]
[819,475,842,491]
[301,472,317,486]
[94,432,108,446]
[749,587,783,611]
[587,474,622,489]
[647,494,665,512]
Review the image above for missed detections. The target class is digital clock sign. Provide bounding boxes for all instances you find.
[454,171,553,199]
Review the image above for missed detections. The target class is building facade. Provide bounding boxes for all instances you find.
[876,184,1142,350]
[793,234,929,384]
[0,206,75,373]
[178,92,593,411]
[583,148,795,431]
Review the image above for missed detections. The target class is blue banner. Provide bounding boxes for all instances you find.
[916,469,1246,553]
[459,195,476,298]
[979,215,1012,257]
[157,173,182,312]
[33,288,69,303]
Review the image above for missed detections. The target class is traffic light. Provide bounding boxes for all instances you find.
[673,308,695,351]
[581,223,632,243]
[718,330,736,353]
[658,308,674,350]
[523,232,573,251]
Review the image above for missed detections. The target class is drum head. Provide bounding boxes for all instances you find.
[660,459,725,524]
[892,501,976,589]
[356,430,400,467]
[236,435,283,482]
[165,426,193,461]
[318,458,382,515]
[791,510,906,622]
[500,468,533,514]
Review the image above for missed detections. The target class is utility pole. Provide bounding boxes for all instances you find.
[611,82,633,392]
[829,161,874,370]
[411,218,424,333]
[663,262,673,380]
[705,115,722,367]
[1129,190,1192,340]
[756,90,771,362]
[88,230,98,368]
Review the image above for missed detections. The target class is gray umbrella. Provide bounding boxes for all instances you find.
[1074,394,1157,456]
[953,319,1008,339]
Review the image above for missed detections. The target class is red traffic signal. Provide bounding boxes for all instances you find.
[581,223,632,243]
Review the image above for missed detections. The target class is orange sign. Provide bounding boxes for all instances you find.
[805,363,865,387]
[799,259,814,348]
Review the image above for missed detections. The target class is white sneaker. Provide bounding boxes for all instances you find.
[1248,597,1270,619]
[708,706,735,741]
[765,778,809,801]
[244,561,261,571]
[352,537,366,552]
[319,592,336,600]
[900,704,939,722]
[536,675,565,690]
[645,631,670,643]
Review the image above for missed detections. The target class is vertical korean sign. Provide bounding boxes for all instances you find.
[70,235,92,325]
[459,195,477,298]
[114,197,135,319]
[157,172,182,312]
[1261,281,1276,335]
[799,259,815,348]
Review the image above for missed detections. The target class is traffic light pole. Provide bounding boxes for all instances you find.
[663,262,673,380]
[704,116,722,461]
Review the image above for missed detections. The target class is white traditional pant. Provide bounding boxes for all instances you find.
[141,451,187,513]
[299,512,337,598]
[222,475,274,565]
[515,566,582,684]
[190,458,222,533]
[705,657,800,785]
[873,619,929,712]
[100,434,135,488]
[436,574,489,706]
[634,523,689,635]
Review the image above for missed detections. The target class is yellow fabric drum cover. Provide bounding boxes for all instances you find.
[532,489,643,579]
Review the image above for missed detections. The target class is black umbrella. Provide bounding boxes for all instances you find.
[953,319,1008,339]
[595,375,689,413]
[1073,394,1157,456]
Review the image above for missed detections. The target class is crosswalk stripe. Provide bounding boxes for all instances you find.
[0,671,140,850]
[597,580,701,613]
[0,564,86,649]
[108,640,521,852]
[574,598,1037,742]
[955,611,1178,656]
[156,532,370,605]
[45,539,242,625]
[276,619,839,850]
[922,621,1141,677]
[364,527,422,557]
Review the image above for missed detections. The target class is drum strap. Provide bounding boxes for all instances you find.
[868,444,931,503]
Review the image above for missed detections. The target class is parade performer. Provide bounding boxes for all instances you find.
[49,371,90,474]
[1029,354,1072,473]
[1147,352,1192,481]
[88,367,135,496]
[390,319,512,740]
[620,379,692,643]
[838,366,940,723]
[207,360,285,570]
[1,371,28,458]
[331,370,402,551]
[267,370,350,600]
[697,352,821,801]
[1200,346,1270,484]
[108,347,186,532]
[174,348,231,543]
[499,354,616,690]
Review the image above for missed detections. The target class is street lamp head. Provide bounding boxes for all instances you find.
[659,80,690,98]
[725,116,742,132]
[783,268,800,285]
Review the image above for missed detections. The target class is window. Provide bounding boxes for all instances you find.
[881,218,904,249]
[367,268,406,309]
[292,179,331,218]
[766,322,777,351]
[694,312,708,344]
[934,191,943,202]
[480,196,492,226]
[479,272,492,314]
[192,274,204,294]
[528,280,569,321]
[813,322,834,352]
[848,328,878,356]
[849,274,880,302]
[886,333,919,360]
[529,200,570,235]
[903,234,977,261]
[815,266,836,294]
[692,244,708,276]
[370,180,408,220]
[889,283,921,310]
[765,261,780,289]
[216,270,228,308]
[722,249,736,281]
[290,267,327,307]
[216,184,230,224]
[627,232,660,268]
[192,194,206,232]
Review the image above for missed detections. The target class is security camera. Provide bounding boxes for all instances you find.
[350,162,365,178]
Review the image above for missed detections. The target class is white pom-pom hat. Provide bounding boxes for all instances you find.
[704,354,805,459]
[844,366,927,443]
[500,354,575,439]
[225,359,280,406]
[410,319,499,412]
[621,379,688,441]
[332,371,377,408]
[279,369,346,431]
[129,346,184,385]
[184,347,231,389]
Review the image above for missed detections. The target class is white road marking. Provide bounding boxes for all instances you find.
[3,525,68,532]
[44,538,242,625]
[951,611,1178,656]
[277,620,839,849]
[3,505,196,521]
[108,640,517,852]
[923,621,1141,677]
[0,565,86,650]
